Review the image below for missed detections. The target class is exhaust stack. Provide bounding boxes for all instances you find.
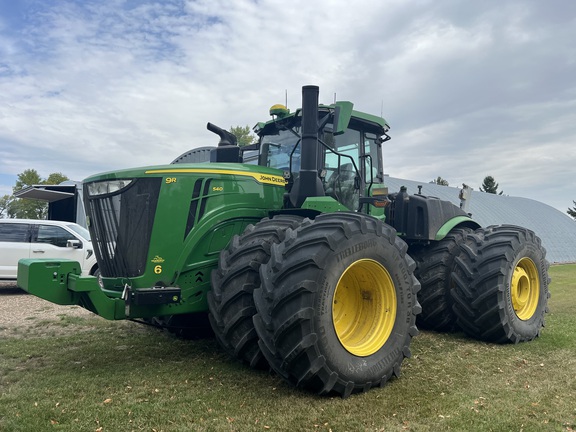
[289,85,325,207]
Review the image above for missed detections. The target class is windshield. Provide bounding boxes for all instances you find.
[260,128,301,171]
[66,223,91,241]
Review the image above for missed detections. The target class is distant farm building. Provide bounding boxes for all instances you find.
[384,176,576,264]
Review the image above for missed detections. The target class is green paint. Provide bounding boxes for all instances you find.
[18,259,126,320]
[434,216,481,240]
[300,196,350,212]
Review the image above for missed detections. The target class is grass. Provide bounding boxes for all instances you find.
[1,265,575,432]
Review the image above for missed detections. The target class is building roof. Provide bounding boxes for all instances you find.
[384,176,576,264]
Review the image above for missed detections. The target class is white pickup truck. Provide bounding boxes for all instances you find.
[0,219,99,280]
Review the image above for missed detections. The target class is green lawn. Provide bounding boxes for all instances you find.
[1,265,575,431]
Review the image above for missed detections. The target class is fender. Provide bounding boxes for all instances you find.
[435,215,480,240]
[386,188,480,241]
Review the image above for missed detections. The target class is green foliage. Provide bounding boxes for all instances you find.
[567,201,576,220]
[431,176,449,186]
[1,265,575,431]
[8,169,45,219]
[0,195,13,218]
[13,169,42,192]
[479,175,503,195]
[5,169,69,219]
[44,172,68,185]
[230,125,256,147]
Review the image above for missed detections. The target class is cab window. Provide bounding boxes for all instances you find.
[323,128,361,173]
[35,225,76,248]
[0,224,30,242]
[364,132,381,184]
[260,128,301,171]
[322,128,362,210]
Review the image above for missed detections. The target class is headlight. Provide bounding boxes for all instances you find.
[87,179,133,196]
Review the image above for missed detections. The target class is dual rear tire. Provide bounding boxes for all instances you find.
[412,224,550,343]
[451,225,550,343]
[409,227,473,332]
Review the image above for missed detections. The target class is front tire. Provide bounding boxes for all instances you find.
[207,215,303,369]
[253,213,421,397]
[451,225,551,343]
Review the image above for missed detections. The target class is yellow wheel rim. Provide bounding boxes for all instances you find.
[332,259,397,357]
[511,257,540,320]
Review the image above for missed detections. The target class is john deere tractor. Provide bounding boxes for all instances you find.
[18,85,550,397]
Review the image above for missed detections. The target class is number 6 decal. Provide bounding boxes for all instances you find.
[154,265,162,274]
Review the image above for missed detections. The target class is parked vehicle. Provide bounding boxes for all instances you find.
[0,219,99,280]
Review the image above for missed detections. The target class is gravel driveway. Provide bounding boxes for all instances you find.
[0,281,97,338]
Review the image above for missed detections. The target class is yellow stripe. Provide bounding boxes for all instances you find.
[145,168,287,186]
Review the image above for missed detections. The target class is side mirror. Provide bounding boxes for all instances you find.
[67,239,82,249]
[333,101,353,135]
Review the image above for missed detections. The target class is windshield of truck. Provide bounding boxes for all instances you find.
[66,223,91,241]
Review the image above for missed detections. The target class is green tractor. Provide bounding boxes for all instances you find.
[18,85,550,397]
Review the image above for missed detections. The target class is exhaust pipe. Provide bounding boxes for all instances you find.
[289,85,326,207]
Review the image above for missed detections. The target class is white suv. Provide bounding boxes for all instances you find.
[0,219,99,280]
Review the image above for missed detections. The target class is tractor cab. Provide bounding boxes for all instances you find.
[253,101,390,211]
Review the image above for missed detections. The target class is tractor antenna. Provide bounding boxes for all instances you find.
[334,92,336,104]
[285,89,288,108]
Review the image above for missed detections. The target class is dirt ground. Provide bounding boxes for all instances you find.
[0,281,98,338]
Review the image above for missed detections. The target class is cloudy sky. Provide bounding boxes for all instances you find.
[1,0,575,212]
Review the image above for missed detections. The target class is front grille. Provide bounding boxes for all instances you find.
[84,178,162,278]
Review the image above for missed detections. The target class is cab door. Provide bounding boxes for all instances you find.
[31,224,86,266]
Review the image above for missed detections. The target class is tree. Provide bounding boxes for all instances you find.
[480,175,503,195]
[45,172,68,185]
[13,169,42,193]
[568,201,576,220]
[430,176,449,186]
[0,195,13,218]
[230,125,256,147]
[6,169,69,219]
[9,169,44,219]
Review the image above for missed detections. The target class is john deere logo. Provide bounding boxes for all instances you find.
[259,174,287,184]
[151,255,165,264]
